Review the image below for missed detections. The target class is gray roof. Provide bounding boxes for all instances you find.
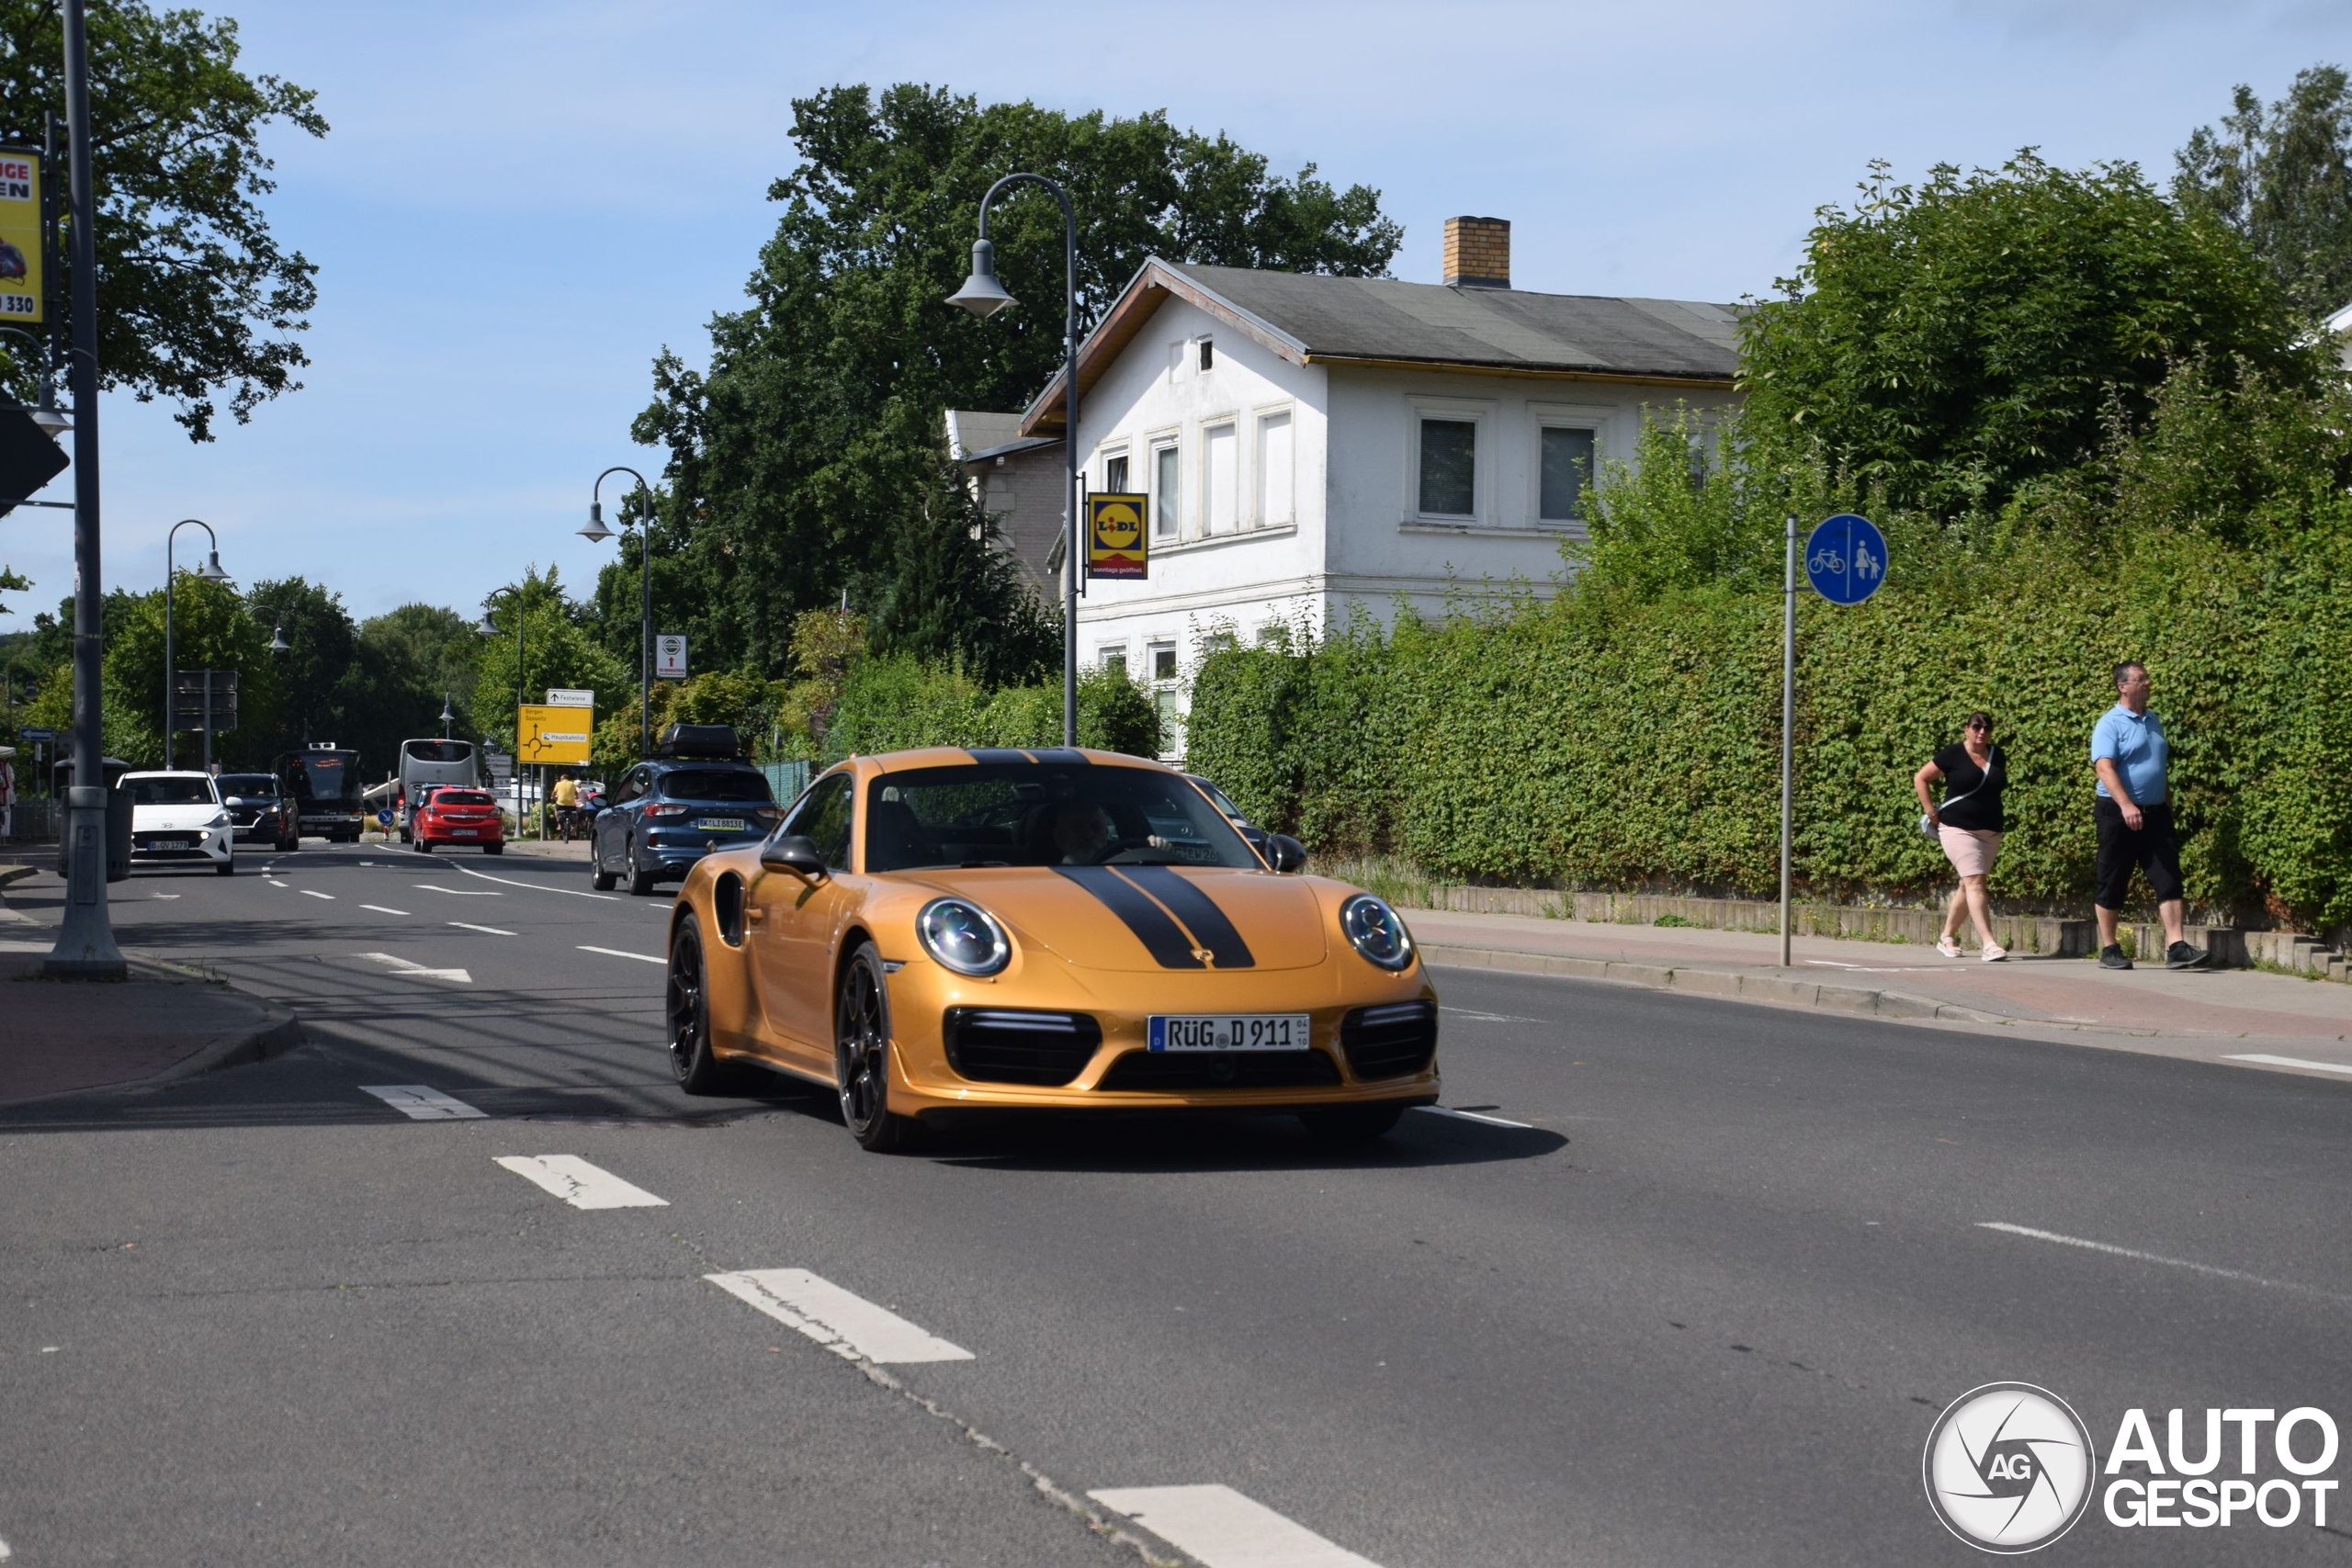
[1169,263,1741,381]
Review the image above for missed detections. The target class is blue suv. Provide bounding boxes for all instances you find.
[591,728,781,896]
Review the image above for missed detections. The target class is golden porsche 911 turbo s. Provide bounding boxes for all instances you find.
[664,746,1439,1151]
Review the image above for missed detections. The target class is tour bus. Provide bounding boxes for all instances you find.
[274,743,367,842]
[395,738,480,842]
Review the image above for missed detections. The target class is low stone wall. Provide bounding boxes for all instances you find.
[1411,885,2322,975]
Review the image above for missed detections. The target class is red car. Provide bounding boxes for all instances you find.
[412,786,506,854]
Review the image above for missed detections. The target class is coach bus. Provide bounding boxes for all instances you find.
[275,743,367,842]
[396,738,480,842]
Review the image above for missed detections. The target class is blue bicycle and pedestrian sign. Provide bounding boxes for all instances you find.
[1804,513,1887,605]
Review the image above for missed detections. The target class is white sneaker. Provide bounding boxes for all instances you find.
[1937,936,1962,958]
[1981,943,2008,962]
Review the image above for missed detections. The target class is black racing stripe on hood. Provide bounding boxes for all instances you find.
[1025,748,1091,764]
[1053,866,1204,968]
[1114,865,1256,969]
[966,749,1034,765]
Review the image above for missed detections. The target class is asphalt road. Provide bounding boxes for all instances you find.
[6,844,2352,1565]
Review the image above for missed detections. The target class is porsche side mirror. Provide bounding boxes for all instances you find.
[761,833,826,878]
[1265,833,1306,874]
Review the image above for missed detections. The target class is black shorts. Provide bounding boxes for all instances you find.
[2094,796,2183,909]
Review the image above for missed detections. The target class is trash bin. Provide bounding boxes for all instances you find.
[52,757,133,882]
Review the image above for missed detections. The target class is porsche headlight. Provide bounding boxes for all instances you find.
[917,897,1011,977]
[1340,894,1414,971]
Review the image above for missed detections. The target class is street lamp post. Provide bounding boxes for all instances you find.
[949,173,1081,749]
[163,519,231,771]
[46,0,124,978]
[582,467,654,757]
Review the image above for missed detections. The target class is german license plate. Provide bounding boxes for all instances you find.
[1148,1014,1311,1052]
[698,818,746,832]
[451,829,479,837]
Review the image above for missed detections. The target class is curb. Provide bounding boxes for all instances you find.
[0,960,307,1108]
[1419,942,2014,1027]
[0,864,37,889]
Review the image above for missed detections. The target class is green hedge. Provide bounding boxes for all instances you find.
[1186,534,2352,926]
[823,655,1159,761]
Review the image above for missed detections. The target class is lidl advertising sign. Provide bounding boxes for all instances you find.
[1087,492,1148,580]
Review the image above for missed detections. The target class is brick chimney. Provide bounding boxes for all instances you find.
[1442,216,1510,289]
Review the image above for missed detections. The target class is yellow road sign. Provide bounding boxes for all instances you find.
[0,151,41,327]
[517,703,591,764]
[1087,492,1148,579]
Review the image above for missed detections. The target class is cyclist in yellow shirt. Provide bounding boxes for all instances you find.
[551,773,582,840]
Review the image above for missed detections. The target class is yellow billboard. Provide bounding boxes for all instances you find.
[1087,491,1147,579]
[516,703,591,764]
[0,151,41,327]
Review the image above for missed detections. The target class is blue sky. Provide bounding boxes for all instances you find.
[2,0,2343,638]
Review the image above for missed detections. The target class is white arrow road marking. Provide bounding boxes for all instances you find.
[495,1155,667,1210]
[705,1269,974,1364]
[580,945,665,964]
[447,920,516,936]
[356,952,472,984]
[360,904,410,916]
[1415,1106,1532,1129]
[413,884,500,896]
[2224,1053,2352,1077]
[361,1085,487,1120]
[301,889,335,900]
[1088,1485,1384,1568]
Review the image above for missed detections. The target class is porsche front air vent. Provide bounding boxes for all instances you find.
[1097,1050,1343,1090]
[943,1009,1103,1087]
[1340,1000,1439,1079]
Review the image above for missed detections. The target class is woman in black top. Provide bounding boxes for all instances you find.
[1914,712,2007,960]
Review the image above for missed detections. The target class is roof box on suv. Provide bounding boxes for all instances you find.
[656,723,741,760]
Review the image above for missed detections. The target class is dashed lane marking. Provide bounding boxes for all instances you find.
[413,884,501,896]
[301,889,335,900]
[360,904,410,916]
[266,878,288,887]
[580,945,665,965]
[495,1155,667,1210]
[2224,1053,2352,1077]
[705,1269,974,1363]
[1088,1485,1384,1568]
[361,1085,487,1120]
[448,920,516,937]
[356,952,472,984]
[1415,1105,1533,1129]
[1442,1008,1541,1023]
[150,892,180,900]
[1975,1222,2331,1298]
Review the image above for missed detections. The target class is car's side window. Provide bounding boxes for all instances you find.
[782,773,854,870]
[615,767,649,806]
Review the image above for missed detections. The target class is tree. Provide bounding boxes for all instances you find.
[628,83,1402,677]
[0,0,327,439]
[243,575,355,755]
[863,457,1059,686]
[473,568,629,753]
[2176,64,2352,321]
[102,572,282,766]
[1737,154,2317,520]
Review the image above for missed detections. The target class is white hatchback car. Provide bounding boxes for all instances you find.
[121,771,236,874]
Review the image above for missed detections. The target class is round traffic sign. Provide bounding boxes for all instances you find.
[1804,513,1888,605]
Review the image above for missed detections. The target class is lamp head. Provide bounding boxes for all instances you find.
[476,612,497,637]
[946,238,1016,319]
[198,549,230,583]
[580,500,613,543]
[269,625,290,654]
[28,404,70,438]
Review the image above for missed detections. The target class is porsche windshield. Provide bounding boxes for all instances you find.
[865,763,1260,873]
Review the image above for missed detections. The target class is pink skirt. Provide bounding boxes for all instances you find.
[1939,826,2002,878]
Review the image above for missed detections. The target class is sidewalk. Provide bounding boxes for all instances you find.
[1408,906,2352,1081]
[0,874,302,1105]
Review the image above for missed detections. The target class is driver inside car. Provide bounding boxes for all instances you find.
[1051,800,1118,864]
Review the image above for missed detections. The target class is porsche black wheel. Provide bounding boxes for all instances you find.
[1299,1103,1406,1143]
[668,923,747,1095]
[835,941,917,1153]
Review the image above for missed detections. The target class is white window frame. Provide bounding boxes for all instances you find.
[1147,640,1183,761]
[1146,428,1182,540]
[1096,440,1131,495]
[1251,401,1295,531]
[1527,400,1611,536]
[1097,643,1130,675]
[1405,395,1493,525]
[1200,416,1241,537]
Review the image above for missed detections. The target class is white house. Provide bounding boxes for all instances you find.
[994,218,1744,750]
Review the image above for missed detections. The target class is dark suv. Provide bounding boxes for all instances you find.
[591,758,780,896]
[216,772,300,851]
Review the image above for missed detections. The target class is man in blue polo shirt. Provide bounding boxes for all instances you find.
[2091,661,2206,970]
